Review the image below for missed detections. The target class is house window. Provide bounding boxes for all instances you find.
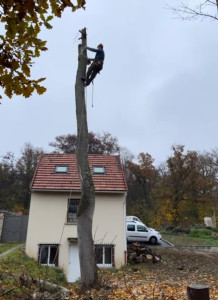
[127,224,135,231]
[55,165,68,173]
[93,166,106,174]
[39,244,59,266]
[95,245,114,267]
[67,199,80,222]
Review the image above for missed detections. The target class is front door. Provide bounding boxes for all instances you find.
[68,243,80,282]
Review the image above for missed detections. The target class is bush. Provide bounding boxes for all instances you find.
[210,227,218,233]
[190,229,212,238]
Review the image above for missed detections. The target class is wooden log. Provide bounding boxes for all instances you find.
[135,255,143,263]
[187,284,209,300]
[129,252,136,260]
[145,254,153,260]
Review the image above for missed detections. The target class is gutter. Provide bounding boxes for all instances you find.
[31,189,127,194]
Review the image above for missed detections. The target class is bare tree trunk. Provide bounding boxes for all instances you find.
[75,28,98,289]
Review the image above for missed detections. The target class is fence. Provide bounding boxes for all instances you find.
[1,215,29,242]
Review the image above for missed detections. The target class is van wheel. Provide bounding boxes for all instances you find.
[149,236,157,244]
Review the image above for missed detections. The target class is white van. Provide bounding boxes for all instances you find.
[126,217,162,244]
[126,216,143,223]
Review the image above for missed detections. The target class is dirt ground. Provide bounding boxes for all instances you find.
[145,246,218,282]
[71,247,218,299]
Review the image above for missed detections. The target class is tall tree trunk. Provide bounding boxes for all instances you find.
[75,28,98,289]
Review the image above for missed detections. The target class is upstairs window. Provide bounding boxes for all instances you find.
[55,165,68,173]
[67,199,80,222]
[93,166,106,174]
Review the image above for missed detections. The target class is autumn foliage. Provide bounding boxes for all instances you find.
[0,0,86,100]
[1,137,218,227]
[126,145,218,228]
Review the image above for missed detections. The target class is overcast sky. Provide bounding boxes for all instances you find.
[1,0,218,165]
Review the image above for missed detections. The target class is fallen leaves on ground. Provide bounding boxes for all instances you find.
[70,247,218,299]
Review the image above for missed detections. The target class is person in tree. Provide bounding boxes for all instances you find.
[82,43,105,86]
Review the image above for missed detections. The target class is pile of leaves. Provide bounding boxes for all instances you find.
[70,247,218,300]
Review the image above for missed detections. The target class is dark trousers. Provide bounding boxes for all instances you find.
[86,60,103,86]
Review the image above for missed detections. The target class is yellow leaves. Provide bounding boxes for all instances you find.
[21,63,30,77]
[6,18,17,38]
[44,21,53,29]
[0,0,85,100]
[77,0,86,10]
[1,72,13,85]
[22,86,35,98]
[69,246,218,300]
[28,25,35,36]
[35,84,46,95]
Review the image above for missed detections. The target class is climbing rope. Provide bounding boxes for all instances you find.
[84,81,94,108]
[92,81,94,108]
[85,84,87,107]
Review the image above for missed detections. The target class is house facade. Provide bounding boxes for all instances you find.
[26,153,127,282]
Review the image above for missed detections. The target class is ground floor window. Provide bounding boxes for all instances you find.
[38,244,59,266]
[95,244,114,267]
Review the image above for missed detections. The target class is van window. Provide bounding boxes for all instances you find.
[127,224,135,231]
[137,225,148,232]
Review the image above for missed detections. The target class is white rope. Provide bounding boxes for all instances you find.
[92,81,94,108]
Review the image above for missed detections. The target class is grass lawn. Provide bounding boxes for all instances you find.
[162,232,218,246]
[0,247,67,299]
[1,248,67,285]
[0,242,22,255]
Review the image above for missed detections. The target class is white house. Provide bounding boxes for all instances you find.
[26,153,128,282]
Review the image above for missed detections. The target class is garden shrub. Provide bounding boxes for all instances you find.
[172,227,190,234]
[190,229,212,238]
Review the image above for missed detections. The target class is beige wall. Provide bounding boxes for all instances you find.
[26,191,126,279]
[0,213,4,238]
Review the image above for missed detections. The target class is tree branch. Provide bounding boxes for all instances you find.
[166,0,218,22]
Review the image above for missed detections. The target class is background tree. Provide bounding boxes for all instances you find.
[169,0,218,22]
[0,144,42,212]
[49,131,120,154]
[164,145,198,225]
[126,152,158,224]
[0,0,85,100]
[0,152,17,210]
[16,143,43,210]
[1,140,217,227]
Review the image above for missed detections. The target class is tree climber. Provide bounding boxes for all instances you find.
[82,44,105,86]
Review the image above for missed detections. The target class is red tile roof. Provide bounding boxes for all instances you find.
[31,154,127,192]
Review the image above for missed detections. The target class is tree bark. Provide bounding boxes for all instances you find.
[75,28,98,289]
